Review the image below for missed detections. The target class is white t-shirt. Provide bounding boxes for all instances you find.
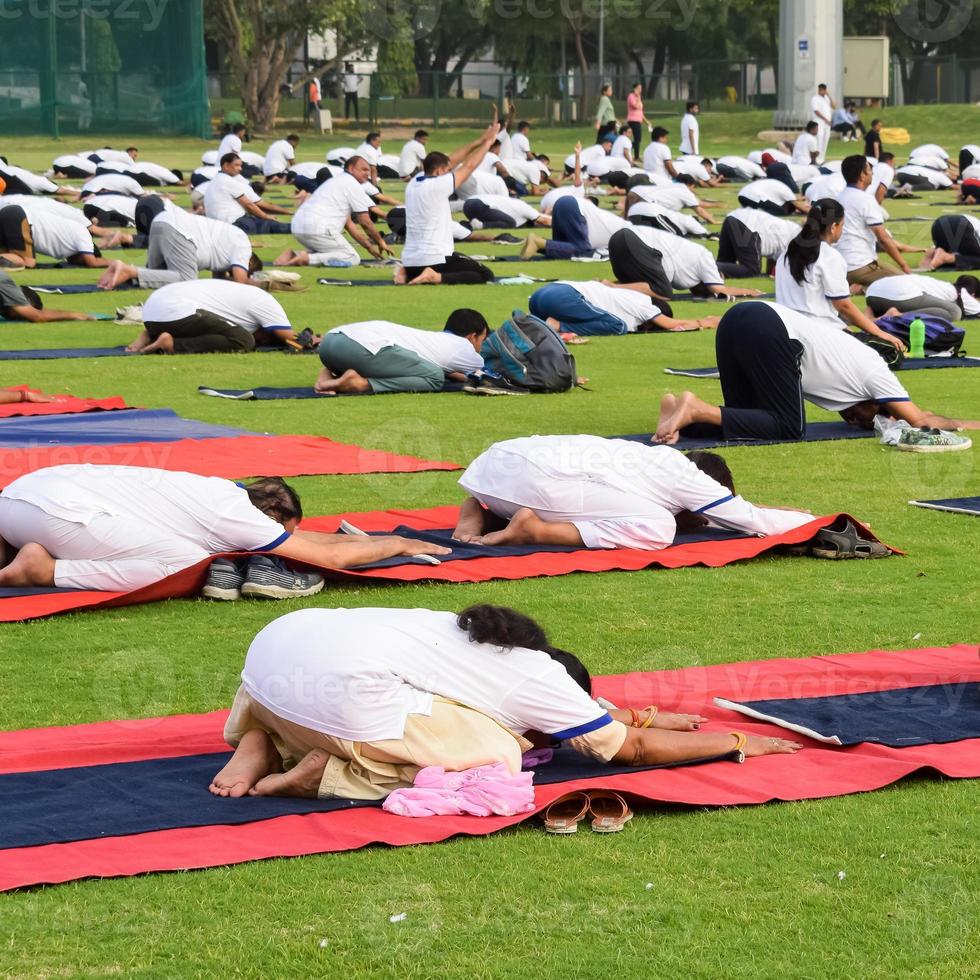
[642,141,673,176]
[792,132,819,165]
[242,607,611,743]
[726,208,800,260]
[835,185,884,270]
[962,164,980,182]
[476,151,501,175]
[562,281,659,332]
[0,163,59,194]
[3,464,288,553]
[540,184,585,213]
[354,142,381,167]
[910,143,949,161]
[153,205,252,273]
[679,113,699,155]
[563,144,607,171]
[774,241,850,325]
[330,320,483,373]
[398,139,427,177]
[574,197,627,249]
[83,194,138,222]
[865,274,958,304]
[631,183,698,211]
[627,225,723,289]
[896,165,952,189]
[90,159,134,175]
[81,173,144,197]
[203,172,259,224]
[460,435,812,551]
[326,147,357,165]
[760,301,910,411]
[506,159,549,187]
[627,202,706,238]
[738,179,796,207]
[291,171,373,237]
[342,73,359,95]
[868,162,894,199]
[132,162,180,184]
[671,156,710,182]
[748,149,791,166]
[263,139,296,176]
[611,134,633,160]
[469,194,539,226]
[805,171,846,202]
[143,279,290,333]
[511,132,532,158]
[52,154,97,176]
[239,150,265,170]
[961,144,980,168]
[908,153,946,172]
[716,156,765,180]
[810,93,833,126]
[403,172,456,267]
[17,200,95,259]
[217,133,243,159]
[455,170,509,200]
[90,148,133,164]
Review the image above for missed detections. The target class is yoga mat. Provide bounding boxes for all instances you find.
[0,389,130,418]
[0,438,459,495]
[0,344,315,361]
[714,683,980,747]
[909,496,980,516]
[198,381,469,400]
[28,282,138,294]
[0,408,251,447]
[0,505,893,622]
[0,312,114,323]
[665,357,980,378]
[615,421,873,451]
[0,643,975,891]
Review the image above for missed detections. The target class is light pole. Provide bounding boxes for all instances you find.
[598,0,605,91]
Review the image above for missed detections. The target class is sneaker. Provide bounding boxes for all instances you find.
[201,558,247,600]
[896,428,973,453]
[462,375,529,396]
[241,555,325,599]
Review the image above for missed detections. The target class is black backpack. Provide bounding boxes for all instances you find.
[481,310,577,393]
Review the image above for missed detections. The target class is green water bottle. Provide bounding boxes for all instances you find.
[909,317,925,359]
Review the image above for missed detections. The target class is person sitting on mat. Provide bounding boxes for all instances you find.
[920,214,980,272]
[865,273,979,320]
[0,196,109,269]
[452,434,813,550]
[0,270,95,322]
[653,300,980,445]
[0,466,449,598]
[774,198,905,351]
[126,279,315,355]
[528,280,718,336]
[203,153,292,235]
[209,604,801,800]
[314,309,488,395]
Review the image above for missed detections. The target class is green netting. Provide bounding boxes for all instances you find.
[0,0,209,137]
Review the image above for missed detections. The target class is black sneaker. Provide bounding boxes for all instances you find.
[241,555,325,599]
[201,558,247,601]
[462,373,529,396]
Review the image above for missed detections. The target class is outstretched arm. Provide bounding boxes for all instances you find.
[448,107,499,169]
[612,727,801,766]
[271,532,450,568]
[452,115,503,190]
[832,298,906,351]
[886,400,980,431]
[872,225,912,274]
[7,305,93,322]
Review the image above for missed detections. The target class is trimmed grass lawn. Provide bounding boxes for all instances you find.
[0,105,977,978]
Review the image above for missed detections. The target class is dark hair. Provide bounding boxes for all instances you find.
[685,450,734,493]
[954,274,979,296]
[818,82,827,90]
[245,477,302,525]
[686,100,698,111]
[675,174,695,186]
[171,168,184,180]
[880,152,895,164]
[841,154,869,184]
[618,124,630,134]
[517,120,530,131]
[444,308,489,337]
[366,131,381,142]
[457,605,592,694]
[220,152,240,168]
[632,81,643,91]
[805,121,818,133]
[249,180,266,195]
[248,252,263,273]
[537,154,550,164]
[785,197,845,285]
[423,151,450,175]
[871,118,881,128]
[414,129,429,139]
[315,166,333,187]
[651,126,669,141]
[126,146,138,153]
[627,172,651,189]
[653,298,673,318]
[287,134,300,143]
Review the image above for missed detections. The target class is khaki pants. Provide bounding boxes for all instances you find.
[847,261,900,286]
[225,687,531,801]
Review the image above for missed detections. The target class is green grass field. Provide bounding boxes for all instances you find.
[0,105,978,979]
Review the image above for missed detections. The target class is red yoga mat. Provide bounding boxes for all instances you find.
[0,388,130,418]
[0,643,975,892]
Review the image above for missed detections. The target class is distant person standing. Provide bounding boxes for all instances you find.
[679,101,700,156]
[626,83,649,158]
[810,83,834,162]
[342,64,360,121]
[865,119,883,161]
[307,76,322,124]
[594,84,617,143]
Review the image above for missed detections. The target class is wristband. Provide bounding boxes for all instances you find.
[640,706,658,729]
[729,731,747,764]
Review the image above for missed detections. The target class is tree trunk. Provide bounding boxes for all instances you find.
[649,36,668,98]
[570,24,590,121]
[629,50,646,90]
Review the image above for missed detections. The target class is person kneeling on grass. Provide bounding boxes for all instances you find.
[209,604,801,800]
[653,300,980,452]
[452,434,813,550]
[0,270,94,322]
[314,309,488,395]
[0,466,449,599]
[528,280,718,336]
[126,279,317,355]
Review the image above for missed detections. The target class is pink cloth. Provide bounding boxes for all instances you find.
[627,92,643,122]
[382,763,536,818]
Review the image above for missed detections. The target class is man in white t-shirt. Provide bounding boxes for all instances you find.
[342,64,360,120]
[718,207,800,278]
[737,178,809,217]
[0,196,107,268]
[679,102,700,155]
[217,125,260,175]
[126,279,310,355]
[0,467,448,596]
[398,130,429,179]
[457,193,549,230]
[642,127,678,178]
[512,121,533,159]
[0,160,70,197]
[792,122,820,166]
[655,300,980,444]
[810,84,835,162]
[273,156,392,268]
[528,279,717,335]
[454,435,811,551]
[353,132,384,182]
[204,153,292,234]
[394,115,500,285]
[835,154,910,286]
[520,192,626,259]
[263,135,299,181]
[625,174,717,224]
[714,155,766,182]
[314,310,488,395]
[563,140,611,173]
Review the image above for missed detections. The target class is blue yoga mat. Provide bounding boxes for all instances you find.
[909,496,980,516]
[666,357,980,378]
[716,683,980,747]
[29,282,138,294]
[616,421,872,451]
[0,744,734,850]
[0,345,307,362]
[0,408,254,447]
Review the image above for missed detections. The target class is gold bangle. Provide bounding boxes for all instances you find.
[729,731,747,752]
[640,706,658,729]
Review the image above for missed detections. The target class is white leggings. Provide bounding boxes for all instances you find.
[0,497,207,591]
[293,230,360,267]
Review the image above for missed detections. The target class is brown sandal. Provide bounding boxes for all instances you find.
[588,791,634,833]
[542,791,592,834]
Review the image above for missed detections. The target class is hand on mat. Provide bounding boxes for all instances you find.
[744,734,803,757]
[651,711,709,731]
[387,536,452,560]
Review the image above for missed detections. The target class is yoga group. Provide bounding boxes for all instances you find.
[1,96,978,831]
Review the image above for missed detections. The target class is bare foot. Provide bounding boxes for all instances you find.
[475,507,538,546]
[98,260,137,290]
[140,332,174,354]
[102,231,132,249]
[928,247,956,270]
[651,710,709,731]
[408,267,441,285]
[393,265,407,284]
[653,392,678,443]
[125,328,151,353]
[452,496,488,542]
[274,248,309,266]
[209,729,281,798]
[653,390,715,445]
[250,748,329,798]
[313,368,370,394]
[0,542,56,586]
[882,306,901,318]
